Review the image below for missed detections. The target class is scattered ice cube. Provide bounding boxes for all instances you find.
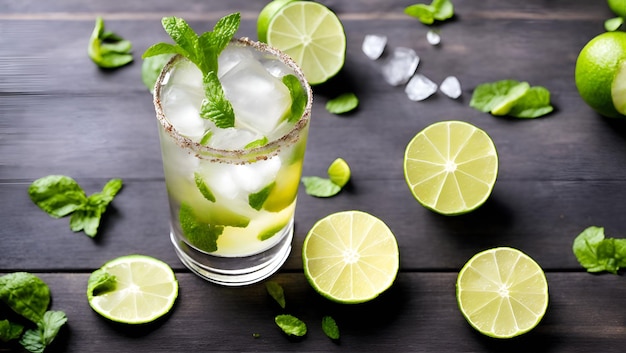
[381,47,420,86]
[218,45,256,78]
[162,84,209,140]
[405,74,438,101]
[220,55,291,135]
[440,76,462,99]
[427,30,441,46]
[362,34,387,60]
[206,127,260,150]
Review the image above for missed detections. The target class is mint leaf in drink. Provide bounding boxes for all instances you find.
[200,130,214,145]
[194,173,216,202]
[470,79,553,118]
[325,93,359,114]
[0,273,50,324]
[29,175,87,218]
[405,0,454,25]
[301,176,341,198]
[0,320,24,342]
[282,74,308,123]
[257,220,289,241]
[249,182,276,210]
[88,17,133,69]
[86,269,117,300]
[321,316,340,340]
[200,71,235,128]
[265,281,286,309]
[573,226,626,274]
[245,136,269,149]
[179,203,224,252]
[19,311,67,353]
[142,54,174,93]
[275,314,307,336]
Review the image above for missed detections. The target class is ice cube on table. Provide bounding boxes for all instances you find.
[381,47,420,86]
[362,34,387,60]
[162,84,209,140]
[205,126,260,150]
[440,76,462,99]
[218,45,256,78]
[427,30,441,45]
[405,74,438,101]
[220,55,291,135]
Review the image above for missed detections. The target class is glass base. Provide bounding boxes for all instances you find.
[170,220,293,286]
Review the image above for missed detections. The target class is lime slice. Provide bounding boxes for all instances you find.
[257,0,297,43]
[302,210,399,304]
[87,255,178,324]
[266,1,346,85]
[327,157,351,187]
[490,81,530,116]
[263,159,303,212]
[456,247,549,339]
[403,120,498,215]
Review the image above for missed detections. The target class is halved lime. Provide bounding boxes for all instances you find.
[327,157,351,187]
[403,120,498,215]
[456,247,549,339]
[257,0,297,43]
[87,255,178,324]
[265,1,346,85]
[302,210,399,304]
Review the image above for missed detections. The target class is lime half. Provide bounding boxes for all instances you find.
[302,210,399,304]
[87,255,178,324]
[456,247,549,338]
[266,1,346,85]
[403,120,498,215]
[257,0,296,43]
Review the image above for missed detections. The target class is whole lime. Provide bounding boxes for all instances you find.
[608,0,626,18]
[574,31,626,118]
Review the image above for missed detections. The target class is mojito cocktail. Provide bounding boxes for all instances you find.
[153,36,312,285]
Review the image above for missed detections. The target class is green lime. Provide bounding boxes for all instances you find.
[608,0,626,17]
[575,31,626,118]
[327,157,351,187]
[257,0,297,43]
[302,210,399,304]
[87,255,178,324]
[456,247,549,339]
[403,120,498,215]
[265,1,346,85]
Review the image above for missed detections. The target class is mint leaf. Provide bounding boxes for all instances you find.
[194,173,216,202]
[86,269,116,300]
[69,178,122,237]
[325,93,359,114]
[245,136,268,149]
[199,130,214,145]
[404,0,454,24]
[282,74,308,123]
[200,71,236,128]
[0,320,24,342]
[573,226,626,274]
[265,281,286,309]
[179,203,224,252]
[507,86,554,118]
[432,0,454,21]
[161,17,198,61]
[20,311,67,353]
[302,177,341,198]
[275,314,307,336]
[88,17,133,69]
[249,182,276,210]
[0,273,50,324]
[29,175,87,218]
[142,53,174,92]
[142,42,188,59]
[321,316,340,340]
[470,80,525,113]
[257,220,289,241]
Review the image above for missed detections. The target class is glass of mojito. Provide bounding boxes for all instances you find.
[153,35,312,286]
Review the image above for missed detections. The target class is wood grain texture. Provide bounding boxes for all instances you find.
[1,0,626,352]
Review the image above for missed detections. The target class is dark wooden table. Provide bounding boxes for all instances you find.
[2,0,626,352]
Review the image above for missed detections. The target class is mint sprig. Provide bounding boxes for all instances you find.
[88,17,133,69]
[143,13,241,127]
[405,0,454,25]
[573,226,626,274]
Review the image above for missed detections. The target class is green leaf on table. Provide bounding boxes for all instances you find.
[301,176,341,198]
[69,178,123,237]
[321,316,340,340]
[572,226,626,274]
[200,71,235,128]
[275,314,307,336]
[470,79,553,118]
[326,93,359,114]
[179,203,224,252]
[86,268,117,300]
[0,273,50,324]
[605,17,624,32]
[282,74,308,123]
[88,16,133,69]
[28,175,87,218]
[248,182,276,210]
[404,0,454,25]
[142,54,174,92]
[0,320,24,342]
[194,173,216,202]
[19,311,67,353]
[265,281,286,309]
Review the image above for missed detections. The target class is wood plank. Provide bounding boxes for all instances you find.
[1,272,623,353]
